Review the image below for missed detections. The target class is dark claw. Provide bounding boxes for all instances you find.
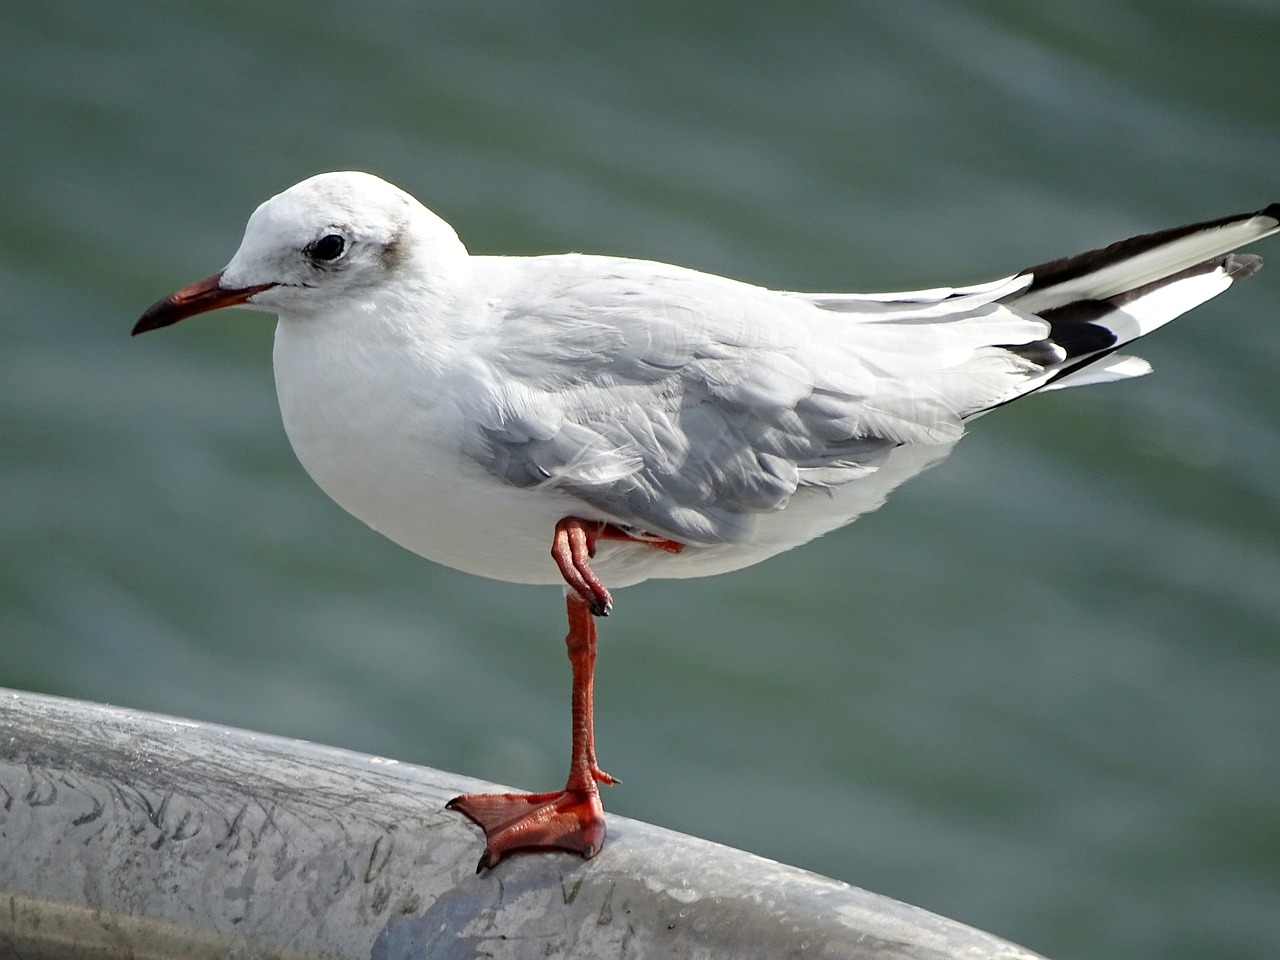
[476,849,498,873]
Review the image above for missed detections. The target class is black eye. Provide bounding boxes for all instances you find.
[306,234,346,262]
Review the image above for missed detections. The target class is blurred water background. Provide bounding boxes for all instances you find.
[2,3,1278,958]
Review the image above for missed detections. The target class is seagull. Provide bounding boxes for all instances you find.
[134,171,1279,870]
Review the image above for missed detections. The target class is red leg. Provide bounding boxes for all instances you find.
[448,517,683,871]
[447,595,612,871]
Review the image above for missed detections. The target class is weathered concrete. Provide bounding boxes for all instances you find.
[0,687,1045,959]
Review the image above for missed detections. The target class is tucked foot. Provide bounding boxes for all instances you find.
[551,517,685,616]
[552,518,614,616]
[447,787,607,872]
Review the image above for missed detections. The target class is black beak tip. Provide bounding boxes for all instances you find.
[132,295,182,336]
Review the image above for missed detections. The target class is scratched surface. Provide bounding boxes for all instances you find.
[0,688,1044,959]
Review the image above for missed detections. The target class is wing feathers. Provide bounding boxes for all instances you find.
[464,205,1277,544]
[1012,205,1279,312]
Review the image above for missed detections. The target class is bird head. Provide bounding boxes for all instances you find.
[133,171,466,334]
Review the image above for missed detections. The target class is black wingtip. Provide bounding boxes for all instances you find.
[1020,204,1280,297]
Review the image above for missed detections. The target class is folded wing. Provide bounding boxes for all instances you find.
[462,205,1278,544]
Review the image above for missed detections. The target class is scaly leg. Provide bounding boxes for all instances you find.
[447,517,682,871]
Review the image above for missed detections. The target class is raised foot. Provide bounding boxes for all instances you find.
[447,787,607,872]
[552,517,685,617]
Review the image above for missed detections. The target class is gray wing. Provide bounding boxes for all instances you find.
[458,257,1046,545]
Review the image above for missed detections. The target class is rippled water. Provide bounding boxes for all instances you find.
[2,3,1278,958]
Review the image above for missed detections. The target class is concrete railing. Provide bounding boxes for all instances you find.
[0,687,1045,959]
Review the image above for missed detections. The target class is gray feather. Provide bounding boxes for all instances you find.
[459,258,992,544]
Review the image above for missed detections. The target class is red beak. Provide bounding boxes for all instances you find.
[132,272,275,335]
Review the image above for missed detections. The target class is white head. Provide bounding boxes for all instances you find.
[134,171,467,333]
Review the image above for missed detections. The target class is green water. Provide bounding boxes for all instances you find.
[2,4,1278,958]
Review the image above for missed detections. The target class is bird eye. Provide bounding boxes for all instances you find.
[306,234,346,262]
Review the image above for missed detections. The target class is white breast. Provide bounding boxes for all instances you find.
[271,313,586,586]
